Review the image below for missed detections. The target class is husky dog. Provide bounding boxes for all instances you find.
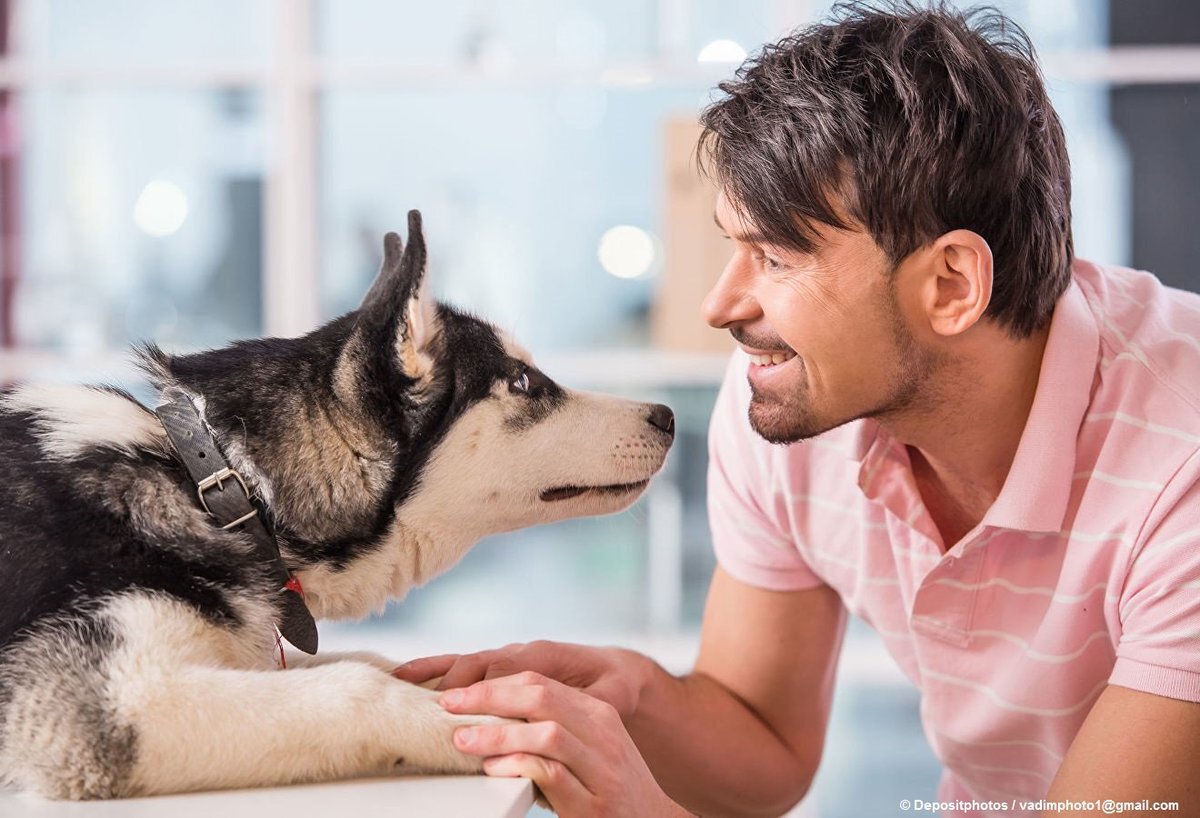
[0,211,674,800]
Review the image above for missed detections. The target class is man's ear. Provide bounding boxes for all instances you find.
[357,209,437,380]
[922,229,993,338]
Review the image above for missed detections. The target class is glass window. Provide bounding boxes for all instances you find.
[14,89,266,354]
[317,0,656,66]
[683,0,774,58]
[19,0,270,65]
[318,87,711,351]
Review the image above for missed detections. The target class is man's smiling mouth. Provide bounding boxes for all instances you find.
[747,351,798,367]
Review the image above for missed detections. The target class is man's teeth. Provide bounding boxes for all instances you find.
[749,351,797,366]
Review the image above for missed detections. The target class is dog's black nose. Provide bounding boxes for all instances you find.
[647,404,675,438]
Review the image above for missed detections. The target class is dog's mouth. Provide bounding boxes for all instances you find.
[539,479,651,502]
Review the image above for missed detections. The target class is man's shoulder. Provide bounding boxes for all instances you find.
[1072,260,1200,502]
[1076,259,1200,421]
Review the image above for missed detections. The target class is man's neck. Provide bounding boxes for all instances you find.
[883,323,1051,550]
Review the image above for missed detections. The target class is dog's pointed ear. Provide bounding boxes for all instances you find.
[358,232,402,309]
[357,210,437,380]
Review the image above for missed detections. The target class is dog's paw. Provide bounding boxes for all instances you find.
[382,681,520,775]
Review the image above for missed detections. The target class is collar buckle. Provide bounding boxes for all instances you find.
[196,466,260,530]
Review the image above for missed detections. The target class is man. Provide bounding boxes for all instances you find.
[395,3,1200,815]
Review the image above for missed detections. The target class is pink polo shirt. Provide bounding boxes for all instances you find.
[707,259,1200,812]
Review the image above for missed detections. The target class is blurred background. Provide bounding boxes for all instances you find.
[1,1,1198,815]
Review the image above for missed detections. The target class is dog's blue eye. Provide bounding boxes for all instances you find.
[510,371,530,393]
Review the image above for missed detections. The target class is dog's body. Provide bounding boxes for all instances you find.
[0,212,673,799]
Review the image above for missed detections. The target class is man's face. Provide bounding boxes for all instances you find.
[703,190,940,444]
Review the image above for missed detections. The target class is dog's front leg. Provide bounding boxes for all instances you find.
[281,652,446,689]
[116,660,507,796]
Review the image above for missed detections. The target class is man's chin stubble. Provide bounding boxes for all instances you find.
[748,395,830,444]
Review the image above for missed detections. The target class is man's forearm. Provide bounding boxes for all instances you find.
[622,653,817,817]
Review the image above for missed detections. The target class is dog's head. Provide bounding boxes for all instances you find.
[344,210,675,533]
[147,211,674,615]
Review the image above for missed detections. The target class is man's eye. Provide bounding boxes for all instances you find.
[510,371,530,394]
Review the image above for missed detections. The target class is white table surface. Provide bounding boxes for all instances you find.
[0,775,535,818]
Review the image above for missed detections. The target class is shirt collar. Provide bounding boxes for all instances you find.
[982,275,1098,533]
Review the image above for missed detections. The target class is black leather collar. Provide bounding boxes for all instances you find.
[154,386,318,655]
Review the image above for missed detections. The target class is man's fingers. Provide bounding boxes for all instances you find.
[392,646,546,689]
[482,752,592,814]
[444,672,677,816]
[454,720,590,772]
[391,654,459,683]
[436,651,508,690]
[440,672,618,737]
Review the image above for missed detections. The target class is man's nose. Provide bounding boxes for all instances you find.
[701,256,760,330]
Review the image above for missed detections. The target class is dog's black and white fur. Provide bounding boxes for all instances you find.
[0,211,674,799]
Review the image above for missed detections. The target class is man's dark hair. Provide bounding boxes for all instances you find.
[698,1,1073,338]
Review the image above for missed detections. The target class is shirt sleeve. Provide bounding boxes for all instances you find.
[706,352,825,591]
[1110,463,1200,702]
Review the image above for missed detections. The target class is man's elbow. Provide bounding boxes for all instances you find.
[702,752,820,818]
[744,786,812,818]
[721,780,813,818]
[755,736,823,816]
[755,770,816,818]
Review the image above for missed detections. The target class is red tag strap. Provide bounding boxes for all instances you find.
[275,629,287,669]
[284,576,304,597]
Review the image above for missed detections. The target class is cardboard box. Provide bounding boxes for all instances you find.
[652,117,735,354]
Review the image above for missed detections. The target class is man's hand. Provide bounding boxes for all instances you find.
[437,671,690,817]
[393,641,649,718]
[394,575,844,817]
